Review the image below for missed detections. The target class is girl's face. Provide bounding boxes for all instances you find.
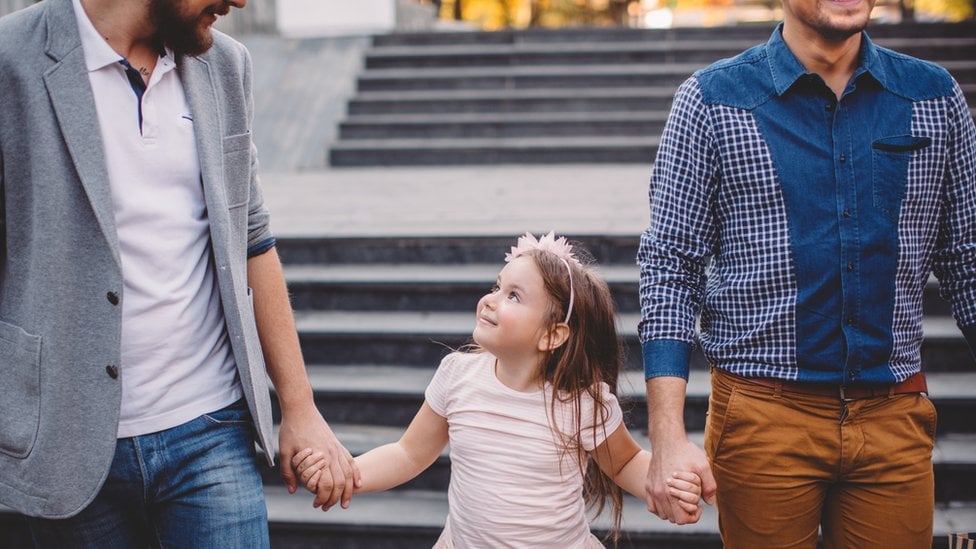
[473,256,553,360]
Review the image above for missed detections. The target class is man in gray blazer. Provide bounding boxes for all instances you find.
[0,0,357,545]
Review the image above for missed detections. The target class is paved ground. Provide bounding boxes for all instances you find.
[261,164,653,239]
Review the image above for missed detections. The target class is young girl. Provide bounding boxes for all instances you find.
[294,232,702,547]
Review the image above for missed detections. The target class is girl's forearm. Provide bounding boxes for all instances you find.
[353,442,437,493]
[614,449,652,499]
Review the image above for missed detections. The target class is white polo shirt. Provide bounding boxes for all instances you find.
[73,0,242,437]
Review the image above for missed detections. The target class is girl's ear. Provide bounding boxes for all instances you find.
[538,323,570,352]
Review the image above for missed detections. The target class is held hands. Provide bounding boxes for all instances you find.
[660,471,704,517]
[278,406,360,511]
[293,447,332,497]
[646,440,717,524]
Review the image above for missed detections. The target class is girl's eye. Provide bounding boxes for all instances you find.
[508,292,520,303]
[489,284,500,294]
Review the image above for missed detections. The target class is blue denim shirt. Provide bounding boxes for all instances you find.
[639,24,976,383]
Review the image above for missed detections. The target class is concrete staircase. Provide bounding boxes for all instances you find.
[329,22,976,167]
[261,235,975,548]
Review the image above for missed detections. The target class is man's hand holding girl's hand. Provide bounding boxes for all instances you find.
[278,407,360,512]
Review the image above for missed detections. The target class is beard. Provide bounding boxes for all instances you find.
[807,0,874,42]
[815,15,871,42]
[148,0,230,56]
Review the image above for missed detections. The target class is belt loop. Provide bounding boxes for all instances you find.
[773,379,782,398]
[887,384,895,398]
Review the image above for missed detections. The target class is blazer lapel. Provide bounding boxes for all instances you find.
[179,55,232,267]
[43,0,121,266]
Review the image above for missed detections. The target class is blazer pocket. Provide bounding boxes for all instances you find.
[223,132,253,208]
[0,320,42,458]
[871,135,932,222]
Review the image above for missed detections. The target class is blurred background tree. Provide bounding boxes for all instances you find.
[429,0,973,29]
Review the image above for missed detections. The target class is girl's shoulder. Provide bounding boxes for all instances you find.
[440,350,494,370]
[433,351,495,384]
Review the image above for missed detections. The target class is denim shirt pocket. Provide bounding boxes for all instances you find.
[871,135,932,222]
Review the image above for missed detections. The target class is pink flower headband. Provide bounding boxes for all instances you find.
[505,232,579,324]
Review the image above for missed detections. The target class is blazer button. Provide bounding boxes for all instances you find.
[106,365,119,379]
[107,291,120,305]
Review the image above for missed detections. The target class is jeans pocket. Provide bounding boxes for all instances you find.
[871,135,931,222]
[0,320,42,458]
[202,399,253,427]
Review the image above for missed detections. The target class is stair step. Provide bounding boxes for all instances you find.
[338,111,670,139]
[329,135,660,166]
[263,484,975,549]
[363,37,976,69]
[285,263,642,312]
[293,310,975,373]
[283,263,950,316]
[277,235,641,265]
[355,61,976,92]
[348,86,682,115]
[355,63,710,92]
[287,364,976,434]
[260,421,976,501]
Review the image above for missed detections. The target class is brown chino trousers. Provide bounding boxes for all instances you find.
[705,367,937,549]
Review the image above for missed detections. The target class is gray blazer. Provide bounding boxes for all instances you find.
[0,0,275,518]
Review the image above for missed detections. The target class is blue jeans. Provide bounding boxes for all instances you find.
[27,399,269,548]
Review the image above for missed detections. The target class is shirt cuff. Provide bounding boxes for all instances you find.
[962,324,976,360]
[247,236,277,258]
[642,339,692,380]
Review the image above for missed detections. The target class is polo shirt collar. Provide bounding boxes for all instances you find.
[71,0,174,73]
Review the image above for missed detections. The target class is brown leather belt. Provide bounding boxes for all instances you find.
[727,370,928,401]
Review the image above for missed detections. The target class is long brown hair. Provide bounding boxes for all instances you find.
[522,246,626,543]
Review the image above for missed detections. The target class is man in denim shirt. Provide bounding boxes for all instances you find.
[637,0,976,545]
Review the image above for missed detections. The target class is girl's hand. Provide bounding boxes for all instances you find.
[666,471,703,515]
[292,448,329,494]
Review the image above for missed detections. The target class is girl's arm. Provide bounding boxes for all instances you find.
[295,401,449,495]
[591,424,701,515]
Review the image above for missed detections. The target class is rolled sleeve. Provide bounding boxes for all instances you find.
[642,339,693,380]
[637,76,717,376]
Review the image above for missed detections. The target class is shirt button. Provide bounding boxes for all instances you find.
[107,291,120,305]
[106,365,119,379]
[839,154,846,164]
[846,262,855,272]
[848,370,857,380]
[843,210,852,219]
[826,104,835,112]
[846,317,856,326]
